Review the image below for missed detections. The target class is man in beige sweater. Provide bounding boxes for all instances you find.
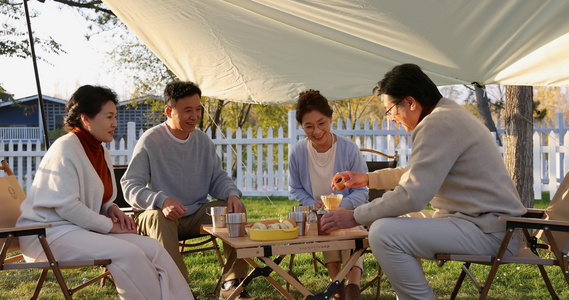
[320,64,527,300]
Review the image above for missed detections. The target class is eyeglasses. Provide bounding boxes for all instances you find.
[385,100,402,117]
[302,119,330,133]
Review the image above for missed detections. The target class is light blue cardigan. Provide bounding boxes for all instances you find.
[288,134,369,209]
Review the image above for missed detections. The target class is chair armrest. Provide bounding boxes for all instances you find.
[522,208,546,218]
[119,207,144,213]
[0,224,51,233]
[0,224,51,238]
[499,215,569,229]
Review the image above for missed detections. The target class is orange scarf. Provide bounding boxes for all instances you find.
[72,126,113,206]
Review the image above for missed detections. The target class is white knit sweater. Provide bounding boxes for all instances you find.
[17,133,116,259]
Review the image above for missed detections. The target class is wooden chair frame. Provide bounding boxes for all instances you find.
[1,160,112,299]
[360,148,399,160]
[436,208,569,299]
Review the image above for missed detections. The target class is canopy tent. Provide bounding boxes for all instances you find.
[102,0,569,104]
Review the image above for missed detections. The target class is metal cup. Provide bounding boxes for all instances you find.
[225,213,247,237]
[292,205,314,224]
[207,206,227,228]
[292,205,313,212]
[288,211,306,236]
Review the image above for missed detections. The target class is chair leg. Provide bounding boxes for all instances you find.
[540,229,568,300]
[285,253,316,292]
[286,254,296,292]
[31,269,49,300]
[312,252,319,273]
[211,248,237,296]
[70,267,113,295]
[536,265,558,300]
[477,229,515,300]
[208,236,224,295]
[211,237,225,268]
[212,273,224,296]
[38,235,73,300]
[360,265,382,300]
[99,267,114,288]
[450,262,470,300]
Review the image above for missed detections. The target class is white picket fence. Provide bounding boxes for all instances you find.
[2,111,569,200]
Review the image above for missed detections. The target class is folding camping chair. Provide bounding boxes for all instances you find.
[435,172,569,299]
[358,148,398,300]
[0,160,112,299]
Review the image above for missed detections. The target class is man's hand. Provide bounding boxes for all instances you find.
[108,205,137,234]
[320,209,359,233]
[227,195,245,213]
[331,171,369,190]
[162,197,188,220]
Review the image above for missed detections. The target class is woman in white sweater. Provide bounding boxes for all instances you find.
[17,85,194,300]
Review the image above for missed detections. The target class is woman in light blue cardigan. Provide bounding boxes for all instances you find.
[289,134,368,208]
[288,89,368,300]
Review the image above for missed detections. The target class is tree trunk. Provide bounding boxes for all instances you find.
[210,99,226,139]
[474,84,501,146]
[504,85,533,208]
[237,103,253,128]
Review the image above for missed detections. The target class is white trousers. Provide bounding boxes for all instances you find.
[26,230,193,300]
[368,216,520,300]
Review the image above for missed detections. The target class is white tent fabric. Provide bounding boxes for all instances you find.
[102,0,569,104]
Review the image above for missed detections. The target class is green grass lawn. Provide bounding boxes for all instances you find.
[1,196,566,300]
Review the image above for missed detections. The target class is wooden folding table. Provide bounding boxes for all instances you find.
[202,225,368,300]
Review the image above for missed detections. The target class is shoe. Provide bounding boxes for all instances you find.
[345,283,361,300]
[219,282,257,300]
[332,280,345,300]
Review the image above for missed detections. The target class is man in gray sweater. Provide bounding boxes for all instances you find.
[321,64,527,300]
[121,81,256,300]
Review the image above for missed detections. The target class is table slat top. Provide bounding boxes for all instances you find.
[202,224,368,249]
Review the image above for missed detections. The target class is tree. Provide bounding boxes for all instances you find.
[470,84,502,145]
[331,96,375,128]
[109,41,177,98]
[1,1,65,60]
[533,86,569,121]
[504,85,533,208]
[0,85,14,102]
[108,40,174,128]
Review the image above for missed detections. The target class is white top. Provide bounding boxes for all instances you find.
[307,138,337,199]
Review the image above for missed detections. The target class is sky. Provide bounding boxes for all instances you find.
[0,1,133,101]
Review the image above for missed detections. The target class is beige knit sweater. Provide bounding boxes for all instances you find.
[354,98,526,233]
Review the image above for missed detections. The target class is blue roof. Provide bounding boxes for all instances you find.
[0,95,67,108]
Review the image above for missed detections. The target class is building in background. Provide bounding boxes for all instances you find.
[0,95,164,143]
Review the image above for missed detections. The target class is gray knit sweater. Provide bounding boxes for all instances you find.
[121,123,241,216]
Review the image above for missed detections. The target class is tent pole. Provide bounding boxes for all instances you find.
[23,0,50,149]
